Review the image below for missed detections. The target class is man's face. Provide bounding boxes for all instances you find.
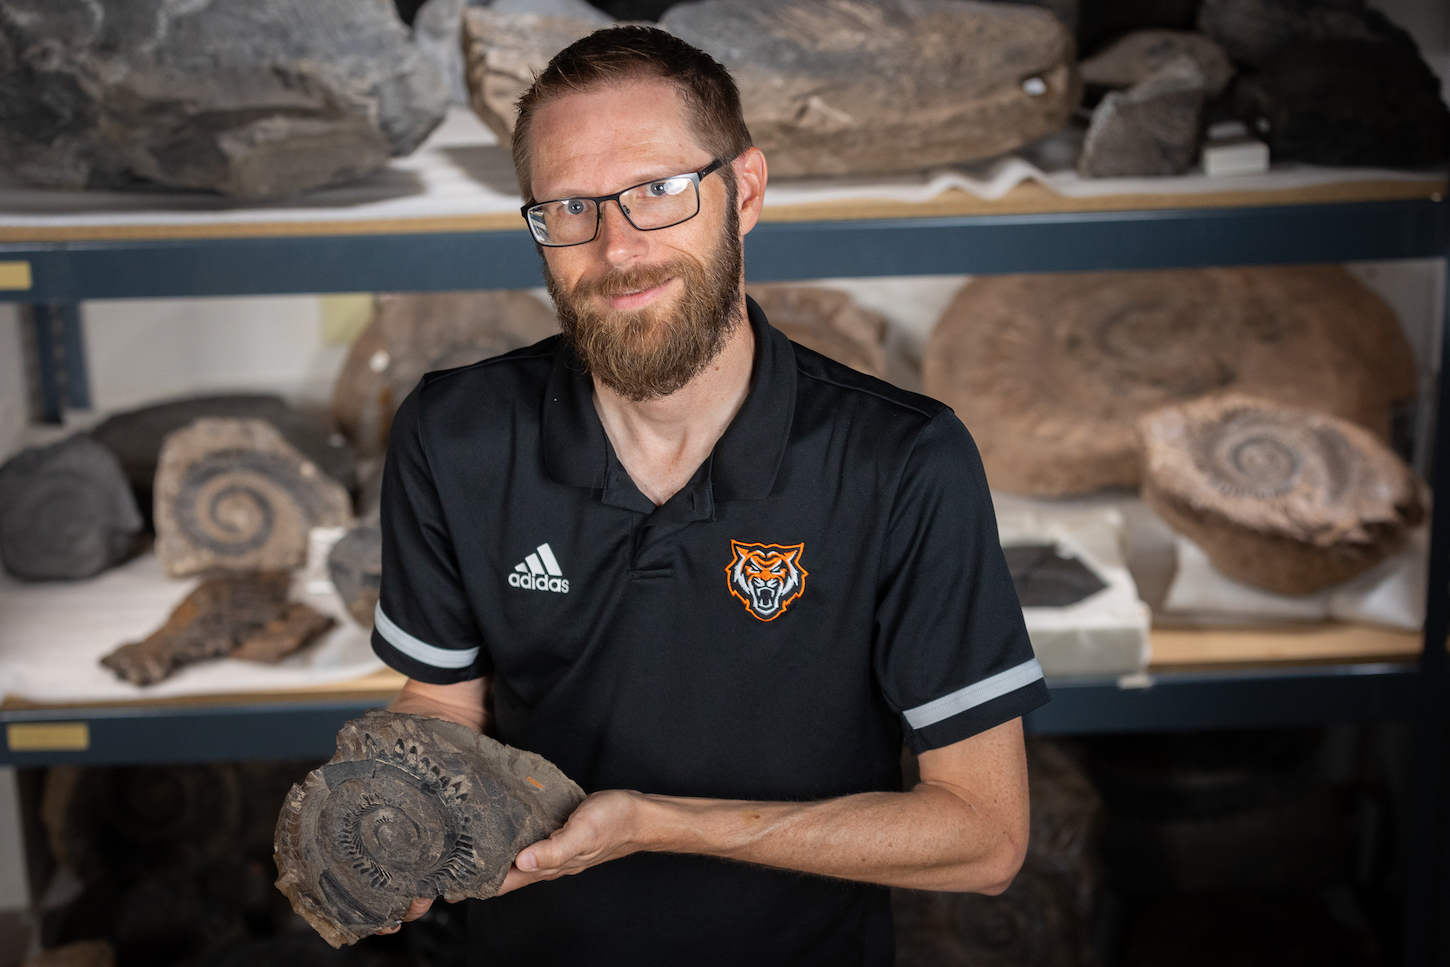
[529,79,744,402]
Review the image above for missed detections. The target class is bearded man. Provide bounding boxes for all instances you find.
[370,25,1047,967]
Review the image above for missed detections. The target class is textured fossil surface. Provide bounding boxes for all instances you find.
[923,265,1416,497]
[1140,394,1423,595]
[275,711,585,947]
[101,572,335,685]
[0,0,447,199]
[154,419,354,577]
[746,285,920,390]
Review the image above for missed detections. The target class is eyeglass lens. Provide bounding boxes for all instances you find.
[528,174,701,246]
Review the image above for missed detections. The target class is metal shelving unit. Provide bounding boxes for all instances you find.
[2,194,1448,958]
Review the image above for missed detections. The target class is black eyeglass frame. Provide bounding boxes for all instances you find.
[521,158,727,248]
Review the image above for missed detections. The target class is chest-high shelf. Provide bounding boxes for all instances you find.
[2,183,1448,961]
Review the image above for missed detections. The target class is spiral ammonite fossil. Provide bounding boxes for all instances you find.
[154,418,353,577]
[275,711,585,948]
[1140,395,1422,595]
[923,266,1415,496]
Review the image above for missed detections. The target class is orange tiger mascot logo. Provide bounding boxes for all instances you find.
[726,541,808,621]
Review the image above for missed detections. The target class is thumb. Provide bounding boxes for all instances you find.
[516,827,576,872]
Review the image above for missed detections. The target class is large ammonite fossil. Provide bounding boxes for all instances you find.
[275,711,585,948]
[153,418,354,577]
[332,290,560,458]
[923,265,1415,496]
[747,284,921,389]
[1139,394,1423,595]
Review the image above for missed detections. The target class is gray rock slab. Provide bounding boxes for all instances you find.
[328,514,382,629]
[1081,29,1234,96]
[1078,56,1207,177]
[0,0,448,199]
[275,711,585,947]
[659,0,1081,177]
[0,433,143,581]
[1197,0,1415,68]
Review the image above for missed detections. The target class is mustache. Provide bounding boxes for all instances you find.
[570,261,683,301]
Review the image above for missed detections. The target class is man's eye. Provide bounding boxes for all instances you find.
[564,200,588,216]
[648,179,685,197]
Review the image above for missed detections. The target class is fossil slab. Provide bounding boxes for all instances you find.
[659,0,1080,178]
[332,290,559,457]
[747,285,919,389]
[1080,29,1234,96]
[92,394,358,529]
[154,418,354,577]
[329,513,383,628]
[100,572,335,685]
[922,265,1416,497]
[1197,0,1416,68]
[1079,56,1208,177]
[1140,395,1423,595]
[0,433,142,581]
[1003,543,1108,608]
[0,0,447,199]
[275,711,585,947]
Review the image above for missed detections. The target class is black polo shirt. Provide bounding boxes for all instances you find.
[372,297,1047,967]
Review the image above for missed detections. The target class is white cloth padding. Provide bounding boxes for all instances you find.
[996,505,1152,677]
[1161,528,1427,631]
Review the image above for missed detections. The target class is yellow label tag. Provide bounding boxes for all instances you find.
[7,722,89,752]
[0,261,32,291]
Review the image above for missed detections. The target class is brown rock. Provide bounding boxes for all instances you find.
[100,573,334,685]
[1080,29,1234,95]
[274,711,585,947]
[332,291,559,457]
[922,266,1416,497]
[659,0,1081,177]
[1140,394,1423,595]
[154,419,354,577]
[1078,56,1208,177]
[747,285,907,384]
[22,941,115,967]
[462,7,614,140]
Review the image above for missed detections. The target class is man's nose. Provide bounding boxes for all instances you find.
[597,198,648,262]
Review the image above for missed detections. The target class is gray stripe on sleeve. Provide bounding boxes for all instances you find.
[902,659,1045,730]
[374,604,479,670]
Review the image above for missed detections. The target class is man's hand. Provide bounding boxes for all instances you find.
[496,789,646,895]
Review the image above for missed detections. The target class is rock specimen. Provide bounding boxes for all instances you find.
[659,0,1079,178]
[463,3,614,140]
[1003,543,1107,608]
[1234,39,1450,167]
[154,419,354,578]
[746,285,912,384]
[275,711,585,947]
[92,394,359,528]
[329,512,383,628]
[922,266,1416,497]
[1080,29,1234,96]
[894,738,1101,967]
[0,0,448,199]
[1078,56,1209,177]
[100,573,335,685]
[1197,0,1415,69]
[333,290,559,457]
[1140,395,1423,595]
[0,434,143,581]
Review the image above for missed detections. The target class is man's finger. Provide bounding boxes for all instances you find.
[402,897,434,921]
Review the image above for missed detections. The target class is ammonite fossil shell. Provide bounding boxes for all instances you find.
[1139,394,1423,595]
[274,711,585,948]
[746,284,918,388]
[923,266,1416,496]
[154,418,354,577]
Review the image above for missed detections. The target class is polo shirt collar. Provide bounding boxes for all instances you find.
[541,295,796,504]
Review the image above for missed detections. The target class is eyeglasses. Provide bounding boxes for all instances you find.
[522,159,726,248]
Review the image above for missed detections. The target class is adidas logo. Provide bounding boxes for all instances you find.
[507,542,570,593]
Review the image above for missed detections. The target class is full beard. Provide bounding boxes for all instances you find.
[545,206,744,403]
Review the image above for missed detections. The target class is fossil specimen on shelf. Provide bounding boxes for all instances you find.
[275,711,585,947]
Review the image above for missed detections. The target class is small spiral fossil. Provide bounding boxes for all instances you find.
[1195,410,1353,503]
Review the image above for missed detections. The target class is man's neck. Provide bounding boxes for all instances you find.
[592,301,755,507]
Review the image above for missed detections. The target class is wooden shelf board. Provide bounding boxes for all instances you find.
[1149,623,1422,672]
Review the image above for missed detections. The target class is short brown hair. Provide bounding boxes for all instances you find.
[511,25,752,201]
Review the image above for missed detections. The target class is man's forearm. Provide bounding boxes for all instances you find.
[387,676,490,733]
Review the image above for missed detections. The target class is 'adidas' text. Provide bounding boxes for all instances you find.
[508,542,570,593]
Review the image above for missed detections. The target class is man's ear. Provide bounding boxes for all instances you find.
[733,147,768,236]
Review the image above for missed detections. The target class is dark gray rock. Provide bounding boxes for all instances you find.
[0,433,143,581]
[328,513,382,628]
[1197,0,1415,68]
[1235,38,1450,167]
[1078,56,1207,176]
[0,0,448,199]
[660,0,1081,178]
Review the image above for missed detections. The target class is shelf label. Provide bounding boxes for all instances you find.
[0,261,32,291]
[6,722,89,752]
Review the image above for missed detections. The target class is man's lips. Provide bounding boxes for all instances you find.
[602,279,673,311]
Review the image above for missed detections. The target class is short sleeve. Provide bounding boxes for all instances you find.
[371,385,492,683]
[873,410,1048,753]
